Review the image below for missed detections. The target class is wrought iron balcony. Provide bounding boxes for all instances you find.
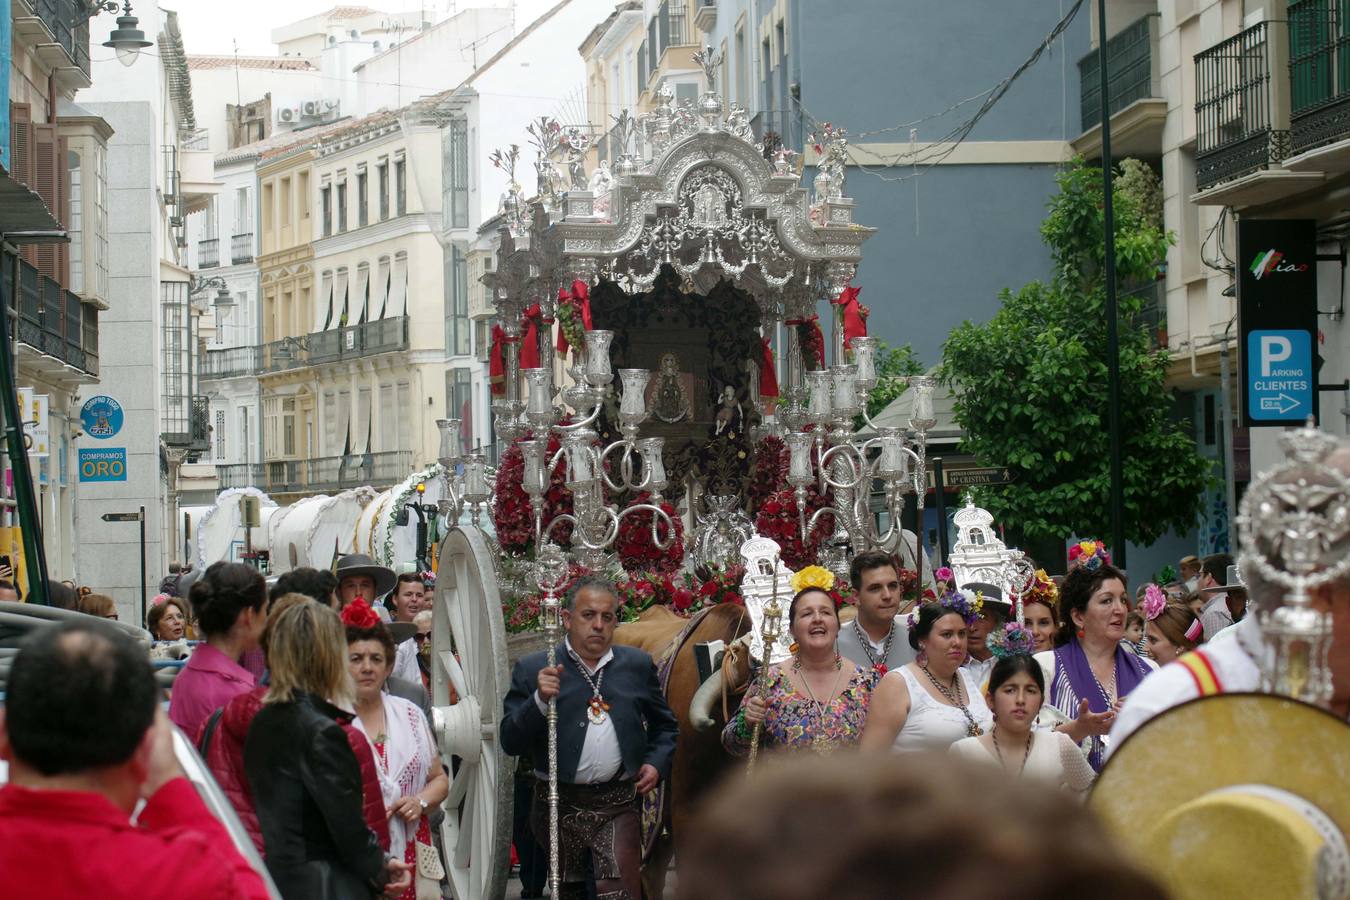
[657,0,691,52]
[218,451,411,493]
[32,0,90,78]
[202,345,260,380]
[1194,22,1290,190]
[197,237,219,268]
[261,316,410,373]
[231,232,254,265]
[163,395,211,451]
[1289,0,1350,156]
[11,259,98,378]
[1079,14,1161,132]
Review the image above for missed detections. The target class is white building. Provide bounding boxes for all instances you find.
[438,0,614,450]
[74,3,222,613]
[185,55,325,154]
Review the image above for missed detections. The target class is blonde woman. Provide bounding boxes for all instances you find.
[244,599,411,899]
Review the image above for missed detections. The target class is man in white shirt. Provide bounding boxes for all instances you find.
[959,582,1011,689]
[501,576,678,900]
[837,550,918,676]
[1195,553,1235,639]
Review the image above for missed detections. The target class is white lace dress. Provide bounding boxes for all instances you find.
[949,730,1097,796]
[889,666,993,753]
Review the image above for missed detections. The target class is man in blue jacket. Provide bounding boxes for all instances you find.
[502,575,678,900]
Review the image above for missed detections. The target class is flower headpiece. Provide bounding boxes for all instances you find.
[1068,539,1111,572]
[934,566,954,586]
[906,588,981,630]
[1023,569,1059,608]
[790,565,835,594]
[340,598,383,630]
[987,622,1037,659]
[150,593,173,608]
[1140,583,1167,622]
[419,570,436,589]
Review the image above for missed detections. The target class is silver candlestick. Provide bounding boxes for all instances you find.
[534,542,570,899]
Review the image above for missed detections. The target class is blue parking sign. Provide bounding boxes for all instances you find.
[1247,330,1313,422]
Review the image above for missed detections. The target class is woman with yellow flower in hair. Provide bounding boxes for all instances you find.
[722,566,877,756]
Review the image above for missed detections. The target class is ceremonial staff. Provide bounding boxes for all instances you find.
[747,555,784,774]
[534,544,569,899]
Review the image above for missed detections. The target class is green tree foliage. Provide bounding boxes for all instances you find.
[939,159,1209,546]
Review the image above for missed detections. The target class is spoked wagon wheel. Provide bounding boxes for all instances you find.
[431,527,512,900]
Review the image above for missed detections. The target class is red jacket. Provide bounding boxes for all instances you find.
[202,686,390,854]
[0,777,271,899]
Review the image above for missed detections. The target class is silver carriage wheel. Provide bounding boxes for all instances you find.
[431,527,513,900]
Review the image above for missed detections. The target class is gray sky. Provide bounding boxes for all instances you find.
[170,0,450,56]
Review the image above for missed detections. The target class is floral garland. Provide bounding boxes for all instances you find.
[493,428,573,554]
[1022,568,1059,610]
[906,588,982,630]
[747,435,788,516]
[502,564,746,634]
[754,486,834,571]
[615,492,685,575]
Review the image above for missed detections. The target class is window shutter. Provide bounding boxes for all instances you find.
[33,123,60,279]
[57,136,71,283]
[10,103,36,266]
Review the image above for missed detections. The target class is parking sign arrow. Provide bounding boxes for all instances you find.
[1258,393,1301,415]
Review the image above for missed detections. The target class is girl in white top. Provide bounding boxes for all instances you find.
[860,595,994,753]
[949,642,1096,797]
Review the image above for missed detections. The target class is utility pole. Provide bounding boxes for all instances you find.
[1097,0,1127,569]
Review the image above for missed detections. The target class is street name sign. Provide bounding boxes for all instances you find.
[101,511,142,523]
[945,467,1017,487]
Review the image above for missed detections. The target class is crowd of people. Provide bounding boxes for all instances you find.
[0,435,1346,900]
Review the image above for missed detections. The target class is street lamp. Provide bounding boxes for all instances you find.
[95,0,153,67]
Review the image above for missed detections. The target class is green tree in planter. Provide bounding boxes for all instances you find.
[939,159,1209,547]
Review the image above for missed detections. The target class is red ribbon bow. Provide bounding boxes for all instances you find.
[339,598,382,630]
[831,284,868,350]
[520,304,553,371]
[759,337,779,399]
[555,280,593,355]
[490,324,507,397]
[785,313,826,369]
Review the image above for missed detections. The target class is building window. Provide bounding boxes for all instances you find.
[762,37,774,132]
[475,319,488,362]
[336,177,347,233]
[444,119,468,229]
[160,281,194,441]
[215,408,226,459]
[357,167,368,227]
[279,176,291,229]
[735,27,747,108]
[394,156,406,216]
[93,145,108,299]
[68,150,83,293]
[445,244,469,356]
[447,367,473,447]
[378,161,389,220]
[234,186,251,235]
[283,398,296,457]
[320,184,332,236]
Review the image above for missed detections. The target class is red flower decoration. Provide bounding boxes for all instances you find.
[340,598,382,630]
[615,492,684,575]
[754,486,834,571]
[493,426,575,554]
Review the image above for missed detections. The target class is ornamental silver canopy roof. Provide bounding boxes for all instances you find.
[485,53,875,321]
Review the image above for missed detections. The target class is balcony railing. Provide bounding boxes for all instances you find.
[163,395,211,451]
[657,0,691,53]
[1289,0,1350,156]
[262,315,411,373]
[11,259,98,376]
[1079,14,1160,131]
[1194,22,1290,190]
[217,451,412,493]
[231,232,254,265]
[198,237,219,268]
[1123,280,1167,350]
[202,345,260,380]
[34,0,91,78]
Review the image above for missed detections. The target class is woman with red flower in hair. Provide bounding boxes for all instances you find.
[343,600,449,900]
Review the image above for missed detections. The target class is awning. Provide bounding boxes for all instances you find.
[0,165,63,236]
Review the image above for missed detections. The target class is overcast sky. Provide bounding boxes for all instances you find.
[170,0,457,56]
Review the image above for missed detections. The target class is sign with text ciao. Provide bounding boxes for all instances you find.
[79,447,127,482]
[1237,218,1319,427]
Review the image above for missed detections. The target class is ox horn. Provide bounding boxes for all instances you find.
[688,669,725,731]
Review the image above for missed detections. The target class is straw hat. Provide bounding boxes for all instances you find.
[1090,694,1350,900]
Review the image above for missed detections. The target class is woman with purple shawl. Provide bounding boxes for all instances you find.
[1033,558,1156,771]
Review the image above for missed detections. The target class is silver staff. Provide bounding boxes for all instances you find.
[534,543,570,899]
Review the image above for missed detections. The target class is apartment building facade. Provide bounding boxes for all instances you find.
[5,0,111,584]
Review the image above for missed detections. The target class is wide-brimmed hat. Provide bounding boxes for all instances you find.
[334,553,396,600]
[1090,694,1350,900]
[959,581,1013,617]
[1199,563,1248,595]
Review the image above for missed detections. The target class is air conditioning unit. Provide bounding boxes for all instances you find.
[276,107,299,125]
[301,100,323,118]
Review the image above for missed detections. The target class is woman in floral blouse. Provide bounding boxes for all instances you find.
[723,579,877,756]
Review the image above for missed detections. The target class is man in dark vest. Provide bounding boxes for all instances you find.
[501,575,678,900]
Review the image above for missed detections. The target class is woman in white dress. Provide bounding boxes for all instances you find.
[860,593,993,753]
[949,644,1096,797]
